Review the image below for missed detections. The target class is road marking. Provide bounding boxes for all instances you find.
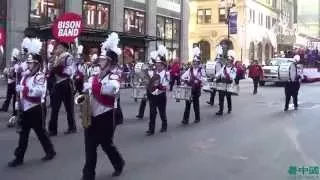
[285,126,317,165]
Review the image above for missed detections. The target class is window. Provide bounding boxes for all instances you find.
[258,13,264,25]
[197,9,211,24]
[29,0,65,26]
[219,8,226,23]
[266,16,271,29]
[124,9,145,35]
[249,9,256,24]
[123,46,145,64]
[83,1,110,29]
[156,16,181,60]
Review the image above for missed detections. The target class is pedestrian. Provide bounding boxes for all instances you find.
[284,55,303,111]
[48,41,77,136]
[215,50,237,115]
[248,60,263,95]
[169,58,181,91]
[81,32,125,180]
[181,47,206,124]
[146,45,170,136]
[234,61,245,85]
[8,40,56,167]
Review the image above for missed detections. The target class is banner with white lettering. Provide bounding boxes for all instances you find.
[52,12,83,43]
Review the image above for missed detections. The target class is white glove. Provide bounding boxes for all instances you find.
[16,85,24,92]
[83,82,92,93]
[15,102,20,110]
[152,89,160,95]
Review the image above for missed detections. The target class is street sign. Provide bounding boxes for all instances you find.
[52,12,83,43]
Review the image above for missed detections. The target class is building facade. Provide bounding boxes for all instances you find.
[189,0,294,65]
[2,0,189,66]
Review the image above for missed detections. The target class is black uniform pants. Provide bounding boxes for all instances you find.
[49,79,76,133]
[83,110,124,179]
[252,77,260,94]
[137,98,148,118]
[170,75,180,91]
[209,89,217,105]
[218,91,232,112]
[183,92,200,122]
[285,81,300,109]
[14,105,55,161]
[2,82,16,114]
[148,93,167,132]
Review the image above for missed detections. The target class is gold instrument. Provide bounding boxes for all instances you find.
[74,66,92,129]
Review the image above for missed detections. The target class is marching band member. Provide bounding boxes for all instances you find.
[181,47,206,124]
[81,32,125,180]
[74,45,85,94]
[136,51,157,119]
[1,48,19,113]
[48,42,76,136]
[207,46,224,106]
[8,39,56,167]
[146,45,170,136]
[284,55,303,111]
[215,50,237,116]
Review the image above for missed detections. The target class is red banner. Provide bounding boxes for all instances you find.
[52,12,83,43]
[0,27,5,46]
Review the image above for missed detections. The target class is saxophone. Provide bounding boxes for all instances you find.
[74,66,91,129]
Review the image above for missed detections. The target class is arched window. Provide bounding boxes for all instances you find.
[198,40,211,62]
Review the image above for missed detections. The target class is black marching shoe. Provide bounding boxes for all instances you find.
[8,158,23,167]
[216,111,223,116]
[112,160,125,177]
[228,110,232,114]
[194,119,200,123]
[64,129,77,135]
[206,101,213,106]
[42,151,56,161]
[145,130,155,136]
[48,131,58,137]
[136,115,143,119]
[160,128,167,133]
[181,119,189,125]
[284,107,288,111]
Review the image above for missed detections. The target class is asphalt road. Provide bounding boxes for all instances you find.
[0,79,320,180]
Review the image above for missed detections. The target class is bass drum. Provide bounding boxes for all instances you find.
[205,61,216,77]
[278,62,300,81]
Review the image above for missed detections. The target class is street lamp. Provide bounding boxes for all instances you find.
[219,0,236,61]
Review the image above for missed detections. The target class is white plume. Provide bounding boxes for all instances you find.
[102,32,122,56]
[21,37,32,50]
[150,51,158,60]
[192,47,201,57]
[0,46,3,54]
[11,48,20,59]
[157,45,167,57]
[47,44,54,56]
[77,45,84,55]
[227,50,236,59]
[29,38,42,55]
[216,45,223,55]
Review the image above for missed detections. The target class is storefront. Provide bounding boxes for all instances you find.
[0,0,7,66]
[156,15,181,61]
[29,0,65,26]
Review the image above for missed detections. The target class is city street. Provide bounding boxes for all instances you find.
[0,79,320,180]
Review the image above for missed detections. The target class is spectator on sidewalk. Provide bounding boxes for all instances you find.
[248,60,264,95]
[169,58,181,91]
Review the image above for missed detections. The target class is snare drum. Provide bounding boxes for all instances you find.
[216,82,227,91]
[133,86,146,99]
[174,86,192,101]
[226,83,239,96]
